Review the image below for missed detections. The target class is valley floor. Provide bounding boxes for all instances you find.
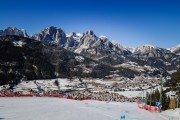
[0,97,179,120]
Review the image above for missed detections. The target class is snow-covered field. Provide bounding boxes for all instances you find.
[1,78,168,99]
[0,97,179,120]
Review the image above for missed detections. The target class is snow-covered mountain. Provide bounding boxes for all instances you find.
[1,26,179,58]
[170,44,180,55]
[133,45,171,57]
[79,30,98,48]
[31,26,67,46]
[66,32,82,43]
[74,30,132,59]
[0,27,28,37]
[29,26,132,58]
[0,26,179,81]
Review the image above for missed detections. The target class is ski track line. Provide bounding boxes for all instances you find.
[79,105,118,120]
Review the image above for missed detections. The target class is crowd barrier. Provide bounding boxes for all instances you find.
[137,102,161,113]
[0,93,33,97]
[0,92,97,101]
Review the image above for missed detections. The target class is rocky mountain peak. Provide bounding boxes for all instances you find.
[21,29,28,37]
[78,30,98,47]
[31,26,67,46]
[69,32,76,37]
[170,44,180,55]
[86,30,94,35]
[133,44,171,57]
[135,45,157,53]
[99,35,108,41]
[7,26,18,30]
[43,26,58,34]
[0,27,28,37]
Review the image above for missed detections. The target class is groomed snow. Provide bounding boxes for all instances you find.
[161,108,180,118]
[0,97,178,120]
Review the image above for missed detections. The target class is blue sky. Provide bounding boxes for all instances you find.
[0,0,180,48]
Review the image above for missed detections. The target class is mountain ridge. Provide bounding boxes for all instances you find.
[0,26,179,84]
[0,26,179,51]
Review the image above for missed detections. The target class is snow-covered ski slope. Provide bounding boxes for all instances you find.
[0,97,179,120]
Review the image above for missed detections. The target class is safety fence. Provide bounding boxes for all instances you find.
[0,92,33,97]
[0,92,97,101]
[137,102,161,113]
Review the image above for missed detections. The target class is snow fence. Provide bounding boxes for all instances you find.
[137,102,161,113]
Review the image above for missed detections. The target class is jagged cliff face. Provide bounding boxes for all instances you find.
[29,27,132,59]
[73,30,132,60]
[0,27,28,37]
[79,30,98,48]
[133,45,171,57]
[31,26,67,46]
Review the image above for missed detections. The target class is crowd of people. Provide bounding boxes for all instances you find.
[0,89,141,102]
[65,90,141,102]
[0,90,33,97]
